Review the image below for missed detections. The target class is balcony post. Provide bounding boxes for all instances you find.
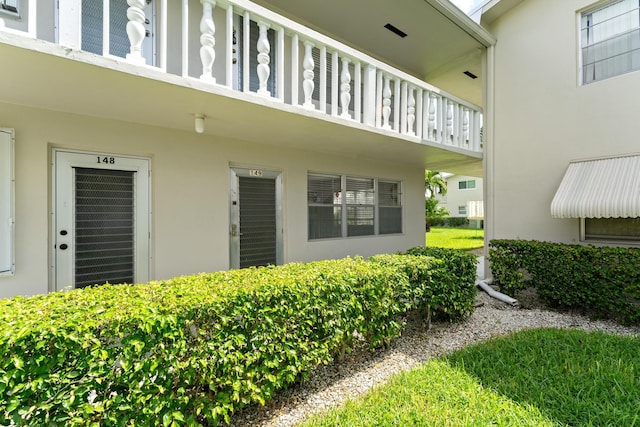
[256,21,271,96]
[428,92,436,140]
[340,57,351,118]
[382,75,392,130]
[407,86,416,136]
[362,65,376,126]
[199,0,216,83]
[126,0,147,65]
[57,0,82,49]
[302,41,315,109]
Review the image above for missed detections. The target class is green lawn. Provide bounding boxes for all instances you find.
[426,227,484,250]
[302,328,640,426]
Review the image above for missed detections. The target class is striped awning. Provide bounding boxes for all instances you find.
[550,154,640,218]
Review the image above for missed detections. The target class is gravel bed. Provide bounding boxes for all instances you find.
[228,289,640,427]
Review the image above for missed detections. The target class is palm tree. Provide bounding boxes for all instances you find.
[425,170,447,198]
[425,170,448,231]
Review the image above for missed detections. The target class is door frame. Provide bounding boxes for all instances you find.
[229,166,283,269]
[51,148,152,292]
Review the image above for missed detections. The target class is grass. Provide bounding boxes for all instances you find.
[302,328,640,426]
[426,226,484,251]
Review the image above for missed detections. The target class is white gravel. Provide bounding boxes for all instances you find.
[228,287,640,427]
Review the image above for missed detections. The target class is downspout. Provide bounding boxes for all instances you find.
[477,278,519,306]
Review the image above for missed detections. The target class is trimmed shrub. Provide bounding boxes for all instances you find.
[0,253,473,426]
[403,246,478,320]
[489,240,640,325]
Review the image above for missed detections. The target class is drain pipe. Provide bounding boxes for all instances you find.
[476,278,519,306]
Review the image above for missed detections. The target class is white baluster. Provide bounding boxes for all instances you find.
[446,102,454,143]
[407,86,416,136]
[428,93,436,139]
[256,21,271,96]
[126,0,146,65]
[382,75,392,129]
[463,108,470,146]
[340,57,351,118]
[199,0,216,83]
[302,41,315,109]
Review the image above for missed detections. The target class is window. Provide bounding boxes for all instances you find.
[458,179,476,190]
[583,217,640,242]
[581,0,640,84]
[0,0,18,15]
[458,205,468,216]
[0,128,14,275]
[308,173,402,239]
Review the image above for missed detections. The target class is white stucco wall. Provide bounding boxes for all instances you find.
[440,175,483,218]
[0,101,424,298]
[485,0,640,244]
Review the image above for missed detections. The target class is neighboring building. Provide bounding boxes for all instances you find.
[0,1,494,297]
[436,174,484,227]
[478,0,640,250]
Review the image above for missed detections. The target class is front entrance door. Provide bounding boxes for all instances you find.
[53,150,150,290]
[229,167,283,269]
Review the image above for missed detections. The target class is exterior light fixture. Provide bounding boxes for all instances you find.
[194,114,205,133]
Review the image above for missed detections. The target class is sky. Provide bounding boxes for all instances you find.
[450,0,489,14]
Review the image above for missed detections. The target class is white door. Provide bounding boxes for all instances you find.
[229,167,283,269]
[53,150,150,290]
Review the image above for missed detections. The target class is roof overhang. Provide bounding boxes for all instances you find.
[551,154,640,219]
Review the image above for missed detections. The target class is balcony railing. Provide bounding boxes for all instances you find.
[0,0,482,153]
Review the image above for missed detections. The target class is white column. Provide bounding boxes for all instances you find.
[354,61,362,123]
[319,46,327,113]
[181,0,189,77]
[375,70,383,128]
[277,27,285,101]
[103,0,110,56]
[362,64,376,126]
[256,21,271,96]
[302,41,315,109]
[57,0,82,49]
[393,79,400,132]
[199,0,216,83]
[400,81,408,133]
[382,75,392,129]
[340,57,351,118]
[159,0,168,71]
[463,108,470,146]
[291,34,299,105]
[126,0,147,65]
[225,5,233,87]
[446,101,454,144]
[416,88,423,139]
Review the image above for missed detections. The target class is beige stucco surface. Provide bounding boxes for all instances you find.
[485,0,640,245]
[0,101,425,298]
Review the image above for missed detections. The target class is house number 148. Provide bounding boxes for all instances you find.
[97,156,116,164]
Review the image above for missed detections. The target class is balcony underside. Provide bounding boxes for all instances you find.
[0,34,482,175]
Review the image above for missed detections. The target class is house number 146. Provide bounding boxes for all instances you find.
[97,156,116,164]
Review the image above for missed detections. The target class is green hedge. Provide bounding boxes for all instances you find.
[0,252,477,426]
[489,240,640,325]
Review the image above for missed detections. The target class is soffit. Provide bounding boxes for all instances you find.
[252,0,492,100]
[550,154,640,219]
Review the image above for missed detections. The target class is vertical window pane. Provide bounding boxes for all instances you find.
[581,0,640,83]
[379,181,402,234]
[308,174,342,239]
[347,177,374,236]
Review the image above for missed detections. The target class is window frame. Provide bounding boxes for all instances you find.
[580,217,640,244]
[307,172,403,240]
[458,179,476,190]
[0,128,15,276]
[0,0,19,17]
[579,0,640,85]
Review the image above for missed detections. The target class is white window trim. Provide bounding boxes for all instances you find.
[580,217,640,245]
[0,128,15,276]
[308,172,403,240]
[0,0,20,18]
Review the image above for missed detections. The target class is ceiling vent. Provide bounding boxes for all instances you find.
[463,70,478,79]
[384,23,407,38]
